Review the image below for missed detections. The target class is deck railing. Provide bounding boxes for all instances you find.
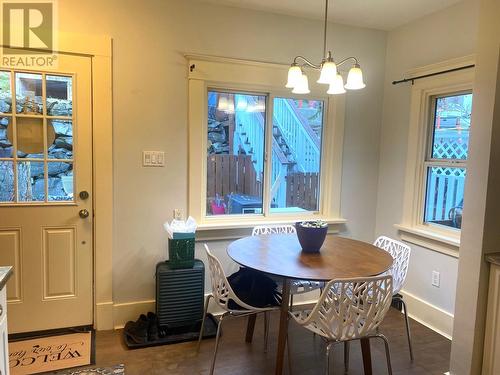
[206,154,261,199]
[285,172,320,211]
[424,167,465,224]
[273,99,320,173]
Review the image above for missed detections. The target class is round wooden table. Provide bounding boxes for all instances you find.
[227,234,394,375]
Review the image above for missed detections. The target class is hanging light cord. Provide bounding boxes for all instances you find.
[323,0,329,59]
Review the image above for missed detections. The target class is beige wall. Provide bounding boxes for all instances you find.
[56,0,387,306]
[375,0,478,328]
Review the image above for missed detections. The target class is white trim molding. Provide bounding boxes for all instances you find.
[112,294,320,330]
[400,290,454,340]
[399,56,475,256]
[187,54,346,232]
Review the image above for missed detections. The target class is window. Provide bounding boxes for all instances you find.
[207,91,266,216]
[423,93,472,229]
[206,90,324,216]
[398,60,474,255]
[188,55,345,229]
[0,70,74,204]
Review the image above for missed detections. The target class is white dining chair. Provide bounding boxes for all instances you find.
[252,224,324,308]
[289,275,394,375]
[198,244,279,375]
[373,235,413,361]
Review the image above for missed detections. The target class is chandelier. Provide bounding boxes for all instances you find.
[285,0,366,95]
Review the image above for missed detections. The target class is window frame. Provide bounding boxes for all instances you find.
[397,58,475,257]
[187,55,346,231]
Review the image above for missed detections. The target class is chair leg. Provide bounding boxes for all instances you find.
[343,341,350,373]
[325,342,335,375]
[197,295,212,352]
[290,294,294,310]
[209,313,227,375]
[376,334,393,375]
[287,331,292,375]
[399,298,414,361]
[264,311,270,353]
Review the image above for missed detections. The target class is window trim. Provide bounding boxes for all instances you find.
[187,54,346,231]
[398,57,475,256]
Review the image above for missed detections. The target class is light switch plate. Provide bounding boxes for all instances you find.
[432,270,440,287]
[143,151,165,167]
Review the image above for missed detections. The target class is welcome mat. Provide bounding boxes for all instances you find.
[51,364,124,374]
[9,331,94,375]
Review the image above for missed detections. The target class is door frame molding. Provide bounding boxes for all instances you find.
[57,32,114,330]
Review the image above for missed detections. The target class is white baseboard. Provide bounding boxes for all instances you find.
[111,295,319,330]
[110,291,454,340]
[400,290,454,340]
[96,301,114,330]
[112,299,156,330]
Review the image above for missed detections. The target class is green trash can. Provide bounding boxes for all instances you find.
[168,233,195,269]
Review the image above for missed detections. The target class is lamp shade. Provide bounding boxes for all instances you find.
[317,61,337,84]
[292,74,310,94]
[345,64,366,90]
[218,96,228,111]
[286,65,302,88]
[327,74,346,95]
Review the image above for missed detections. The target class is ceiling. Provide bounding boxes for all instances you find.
[198,0,463,30]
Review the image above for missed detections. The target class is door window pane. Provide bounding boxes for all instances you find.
[48,164,73,201]
[431,93,472,160]
[0,71,12,114]
[0,161,14,202]
[16,117,45,158]
[17,161,45,202]
[15,73,43,115]
[48,120,73,159]
[46,75,73,116]
[0,117,13,157]
[206,91,265,216]
[424,167,465,229]
[271,98,323,212]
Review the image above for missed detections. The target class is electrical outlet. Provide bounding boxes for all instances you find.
[432,270,440,287]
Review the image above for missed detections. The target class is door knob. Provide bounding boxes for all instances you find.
[79,191,89,200]
[79,209,90,219]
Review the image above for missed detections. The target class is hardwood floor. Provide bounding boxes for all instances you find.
[94,308,451,374]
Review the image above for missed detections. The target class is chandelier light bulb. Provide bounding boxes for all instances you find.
[286,65,302,89]
[317,60,337,84]
[218,95,228,111]
[345,64,366,90]
[292,73,311,94]
[327,74,346,95]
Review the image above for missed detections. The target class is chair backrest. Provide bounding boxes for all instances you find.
[203,244,265,313]
[252,224,296,236]
[373,236,411,294]
[300,275,393,341]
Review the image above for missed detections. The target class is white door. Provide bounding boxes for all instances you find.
[0,53,93,333]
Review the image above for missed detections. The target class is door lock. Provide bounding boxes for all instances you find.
[79,191,90,200]
[79,209,90,219]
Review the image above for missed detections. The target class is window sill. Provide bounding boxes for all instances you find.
[195,217,347,241]
[394,224,460,258]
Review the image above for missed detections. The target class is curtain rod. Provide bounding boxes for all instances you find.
[392,64,475,85]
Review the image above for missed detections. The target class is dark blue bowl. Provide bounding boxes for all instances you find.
[295,222,328,253]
